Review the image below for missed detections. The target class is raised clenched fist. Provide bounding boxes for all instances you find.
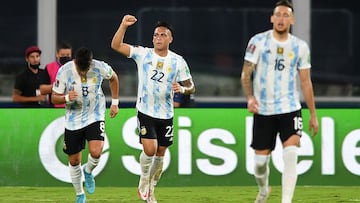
[122,15,137,26]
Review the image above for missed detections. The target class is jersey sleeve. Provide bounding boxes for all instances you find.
[177,57,192,82]
[244,34,262,65]
[52,65,67,94]
[297,41,311,70]
[129,45,146,62]
[98,60,114,80]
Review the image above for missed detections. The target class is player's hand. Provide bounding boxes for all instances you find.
[309,115,319,136]
[109,105,119,118]
[172,82,184,93]
[121,15,137,27]
[68,90,78,102]
[37,95,47,102]
[247,96,259,114]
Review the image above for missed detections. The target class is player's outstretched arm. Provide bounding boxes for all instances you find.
[111,15,137,57]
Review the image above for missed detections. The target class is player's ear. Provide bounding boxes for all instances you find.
[270,15,274,24]
[290,17,295,25]
[169,36,173,44]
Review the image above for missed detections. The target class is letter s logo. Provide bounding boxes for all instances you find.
[38,116,110,183]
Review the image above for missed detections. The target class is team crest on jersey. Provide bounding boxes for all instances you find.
[277,47,284,55]
[92,77,97,84]
[167,66,172,73]
[156,61,164,69]
[140,126,147,135]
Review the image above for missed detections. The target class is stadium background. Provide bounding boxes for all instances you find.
[0,0,359,106]
[0,0,359,188]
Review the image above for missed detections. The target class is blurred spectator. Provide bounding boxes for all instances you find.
[12,46,51,108]
[40,41,72,108]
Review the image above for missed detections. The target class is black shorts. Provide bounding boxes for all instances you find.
[251,110,302,151]
[63,121,106,155]
[137,111,174,147]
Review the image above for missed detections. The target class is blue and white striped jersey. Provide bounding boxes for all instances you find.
[129,46,192,119]
[244,30,311,115]
[53,60,114,130]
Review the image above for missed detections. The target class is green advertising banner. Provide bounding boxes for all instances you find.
[0,108,359,186]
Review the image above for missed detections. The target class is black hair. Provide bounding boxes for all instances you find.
[75,47,93,71]
[275,0,294,12]
[56,40,72,52]
[155,21,174,37]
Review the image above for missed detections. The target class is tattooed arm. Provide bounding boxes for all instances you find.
[241,60,258,113]
[172,79,195,95]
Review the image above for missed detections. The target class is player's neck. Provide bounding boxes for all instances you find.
[272,30,289,42]
[75,66,89,82]
[154,49,168,57]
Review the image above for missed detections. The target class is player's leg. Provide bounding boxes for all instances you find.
[137,112,158,200]
[281,144,298,203]
[64,128,87,203]
[148,147,165,203]
[83,141,102,194]
[281,134,300,203]
[138,140,157,201]
[83,121,106,194]
[148,117,173,203]
[251,114,276,203]
[254,152,271,203]
[279,110,302,203]
[69,153,86,202]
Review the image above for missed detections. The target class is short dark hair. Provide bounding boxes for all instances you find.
[56,41,72,52]
[155,21,174,36]
[75,47,93,71]
[275,0,294,12]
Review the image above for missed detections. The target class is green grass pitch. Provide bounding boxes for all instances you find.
[0,186,358,202]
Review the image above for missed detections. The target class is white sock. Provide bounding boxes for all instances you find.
[150,156,164,184]
[69,163,84,195]
[254,154,270,196]
[85,154,99,174]
[282,146,298,203]
[140,151,153,179]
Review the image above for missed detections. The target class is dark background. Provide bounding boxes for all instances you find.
[0,0,358,98]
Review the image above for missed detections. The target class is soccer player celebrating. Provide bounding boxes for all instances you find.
[52,47,119,203]
[111,15,195,203]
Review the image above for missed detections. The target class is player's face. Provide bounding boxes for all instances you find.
[153,27,173,51]
[271,5,294,34]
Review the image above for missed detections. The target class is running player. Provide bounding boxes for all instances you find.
[52,47,119,203]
